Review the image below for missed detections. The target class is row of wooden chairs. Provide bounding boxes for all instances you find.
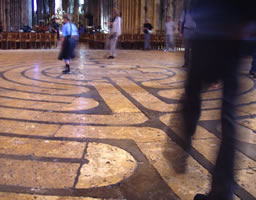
[83,33,184,50]
[0,32,58,49]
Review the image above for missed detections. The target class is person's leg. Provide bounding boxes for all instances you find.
[183,38,190,67]
[210,50,239,200]
[144,33,150,50]
[194,40,240,200]
[105,35,110,57]
[165,34,169,51]
[182,39,203,149]
[111,36,118,57]
[63,59,70,73]
[170,35,175,50]
[250,52,256,76]
[148,34,151,49]
[183,30,194,67]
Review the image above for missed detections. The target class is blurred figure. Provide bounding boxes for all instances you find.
[250,54,256,78]
[58,14,79,74]
[143,19,153,50]
[0,21,3,32]
[165,16,175,52]
[106,8,122,59]
[52,18,60,40]
[39,23,48,33]
[173,1,256,200]
[179,5,196,67]
[78,23,85,35]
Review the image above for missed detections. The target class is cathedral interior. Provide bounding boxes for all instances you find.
[0,0,256,200]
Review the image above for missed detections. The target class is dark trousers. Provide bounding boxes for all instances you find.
[182,39,241,200]
[183,29,194,67]
[184,38,192,67]
[250,52,256,73]
[144,33,151,49]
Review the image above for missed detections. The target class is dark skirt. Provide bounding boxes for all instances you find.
[58,37,77,60]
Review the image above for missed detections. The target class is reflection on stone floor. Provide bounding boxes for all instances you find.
[0,48,255,200]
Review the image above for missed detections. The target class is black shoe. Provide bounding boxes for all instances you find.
[194,194,208,200]
[62,69,70,74]
[62,64,70,74]
[108,56,115,59]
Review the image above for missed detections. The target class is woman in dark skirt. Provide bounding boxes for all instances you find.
[58,14,79,73]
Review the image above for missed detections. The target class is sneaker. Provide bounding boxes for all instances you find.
[107,56,115,59]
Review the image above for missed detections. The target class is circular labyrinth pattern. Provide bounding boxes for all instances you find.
[0,49,255,200]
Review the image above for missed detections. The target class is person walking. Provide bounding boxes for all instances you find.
[58,14,79,74]
[106,8,122,59]
[165,16,175,52]
[173,1,256,200]
[52,18,60,40]
[143,19,153,50]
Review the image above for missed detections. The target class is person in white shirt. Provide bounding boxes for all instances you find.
[106,8,122,59]
[165,16,175,52]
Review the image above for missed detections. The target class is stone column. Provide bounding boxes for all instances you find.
[73,0,79,24]
[62,0,68,13]
[153,0,160,32]
[140,0,145,33]
[49,0,55,17]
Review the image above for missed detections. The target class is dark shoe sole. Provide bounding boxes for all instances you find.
[194,194,208,200]
[62,70,70,74]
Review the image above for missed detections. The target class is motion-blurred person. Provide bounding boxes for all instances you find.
[78,23,85,35]
[250,53,256,78]
[52,18,60,40]
[106,8,122,59]
[179,4,196,67]
[245,23,256,78]
[172,1,256,200]
[143,19,153,50]
[0,21,3,32]
[58,14,79,74]
[165,16,175,52]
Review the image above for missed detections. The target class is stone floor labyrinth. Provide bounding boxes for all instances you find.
[0,48,255,200]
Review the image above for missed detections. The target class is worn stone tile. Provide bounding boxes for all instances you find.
[0,158,79,188]
[237,118,256,132]
[236,168,256,198]
[76,143,137,188]
[0,136,86,158]
[0,120,59,136]
[0,48,255,200]
[0,192,101,200]
[137,140,211,200]
[192,138,256,170]
[92,82,140,113]
[56,126,169,143]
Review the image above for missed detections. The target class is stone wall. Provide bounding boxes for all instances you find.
[0,0,32,32]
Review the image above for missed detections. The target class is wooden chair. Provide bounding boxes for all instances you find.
[40,33,50,49]
[0,32,8,49]
[50,33,57,48]
[30,33,39,49]
[10,33,20,49]
[174,34,184,51]
[6,33,13,49]
[0,34,2,49]
[20,33,30,49]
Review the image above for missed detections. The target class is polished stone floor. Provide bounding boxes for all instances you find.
[0,47,255,200]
